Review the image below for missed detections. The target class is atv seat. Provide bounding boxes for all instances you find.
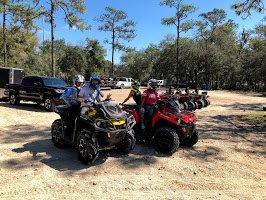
[123,104,140,110]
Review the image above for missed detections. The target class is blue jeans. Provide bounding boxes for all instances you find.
[140,105,154,129]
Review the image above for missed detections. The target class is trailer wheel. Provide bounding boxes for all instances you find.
[9,94,20,105]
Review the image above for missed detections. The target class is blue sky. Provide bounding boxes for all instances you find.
[36,0,265,63]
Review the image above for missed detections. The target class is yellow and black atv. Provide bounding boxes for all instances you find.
[51,101,136,164]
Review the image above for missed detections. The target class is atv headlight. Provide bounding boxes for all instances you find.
[111,119,126,126]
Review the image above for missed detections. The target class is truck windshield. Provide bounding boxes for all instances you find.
[42,77,67,87]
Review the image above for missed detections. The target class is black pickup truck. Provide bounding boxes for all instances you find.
[4,76,67,111]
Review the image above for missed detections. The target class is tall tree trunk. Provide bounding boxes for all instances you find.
[111,29,115,76]
[3,3,7,68]
[204,39,209,86]
[175,1,181,84]
[50,1,55,77]
[176,22,180,83]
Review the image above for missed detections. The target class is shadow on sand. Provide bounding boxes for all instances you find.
[0,102,48,113]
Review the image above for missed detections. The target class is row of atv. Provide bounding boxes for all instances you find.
[51,96,199,164]
[160,93,211,111]
[178,94,211,111]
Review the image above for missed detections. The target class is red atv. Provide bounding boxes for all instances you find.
[123,97,198,155]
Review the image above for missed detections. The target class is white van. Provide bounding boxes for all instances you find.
[115,77,132,89]
[147,79,165,87]
[157,80,165,86]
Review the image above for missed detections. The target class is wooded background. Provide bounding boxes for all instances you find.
[0,0,265,91]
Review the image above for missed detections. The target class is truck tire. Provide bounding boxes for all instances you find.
[44,97,55,112]
[153,127,179,155]
[51,119,66,148]
[120,84,125,89]
[9,94,20,105]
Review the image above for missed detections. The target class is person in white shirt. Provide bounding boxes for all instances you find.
[78,75,111,105]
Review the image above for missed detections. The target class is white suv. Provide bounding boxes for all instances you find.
[115,77,132,89]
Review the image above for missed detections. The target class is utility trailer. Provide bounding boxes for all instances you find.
[0,67,24,99]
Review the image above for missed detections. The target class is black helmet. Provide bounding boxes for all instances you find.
[148,79,158,89]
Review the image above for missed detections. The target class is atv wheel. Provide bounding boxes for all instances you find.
[203,99,210,107]
[187,101,196,111]
[51,119,66,148]
[197,99,205,109]
[183,102,188,110]
[117,131,136,153]
[77,134,98,164]
[182,131,199,147]
[153,127,180,155]
[9,94,20,105]
[193,101,199,110]
[44,97,55,112]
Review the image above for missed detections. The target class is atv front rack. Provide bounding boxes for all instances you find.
[94,115,135,133]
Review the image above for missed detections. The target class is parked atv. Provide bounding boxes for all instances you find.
[51,101,136,164]
[123,97,198,155]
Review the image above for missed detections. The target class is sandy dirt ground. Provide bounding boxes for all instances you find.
[0,90,265,200]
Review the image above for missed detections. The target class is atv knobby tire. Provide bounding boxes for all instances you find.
[197,99,205,109]
[183,102,188,110]
[203,99,210,107]
[51,119,66,148]
[153,127,179,155]
[182,131,199,147]
[117,130,136,153]
[77,134,98,164]
[187,101,196,111]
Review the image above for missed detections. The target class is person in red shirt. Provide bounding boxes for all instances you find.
[140,79,159,129]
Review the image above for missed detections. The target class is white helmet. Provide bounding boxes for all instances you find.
[148,79,158,89]
[73,74,85,87]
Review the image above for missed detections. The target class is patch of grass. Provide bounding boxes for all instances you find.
[241,112,266,126]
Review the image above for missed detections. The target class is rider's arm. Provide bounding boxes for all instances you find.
[156,91,160,101]
[96,94,101,102]
[141,91,148,107]
[78,87,85,103]
[122,90,134,104]
[96,87,102,102]
[61,88,74,106]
